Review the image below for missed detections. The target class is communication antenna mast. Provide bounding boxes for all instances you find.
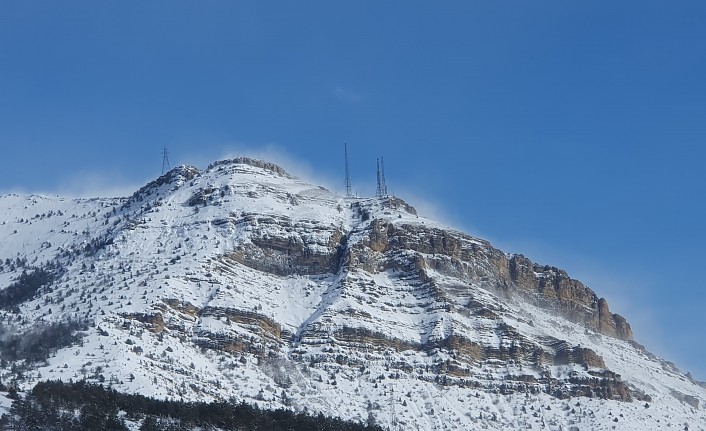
[344,142,352,198]
[376,158,383,197]
[376,157,388,198]
[380,157,388,196]
[161,145,171,175]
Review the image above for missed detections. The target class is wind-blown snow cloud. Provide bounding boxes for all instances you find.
[0,170,145,199]
[178,142,343,195]
[392,187,473,232]
[54,171,146,198]
[332,86,367,103]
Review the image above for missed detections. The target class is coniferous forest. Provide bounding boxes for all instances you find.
[3,380,384,431]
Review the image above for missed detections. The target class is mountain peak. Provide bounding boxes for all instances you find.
[0,157,703,430]
[207,157,291,177]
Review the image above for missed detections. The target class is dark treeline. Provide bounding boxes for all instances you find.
[0,320,87,364]
[4,380,384,431]
[0,267,55,310]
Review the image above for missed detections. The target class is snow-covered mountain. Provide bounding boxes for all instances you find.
[0,157,704,430]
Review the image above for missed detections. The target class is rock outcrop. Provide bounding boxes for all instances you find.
[345,214,632,341]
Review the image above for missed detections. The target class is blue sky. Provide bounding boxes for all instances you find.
[1,1,705,379]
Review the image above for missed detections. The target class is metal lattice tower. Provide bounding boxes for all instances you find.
[380,157,388,196]
[376,158,383,197]
[161,145,170,175]
[376,157,388,197]
[344,142,352,198]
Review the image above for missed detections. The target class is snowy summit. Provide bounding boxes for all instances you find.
[0,157,703,430]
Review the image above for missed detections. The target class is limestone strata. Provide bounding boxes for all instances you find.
[352,216,633,341]
[120,312,165,333]
[509,255,633,340]
[331,326,419,352]
[200,306,283,344]
[552,341,606,368]
[163,298,200,317]
[208,157,292,177]
[222,215,345,276]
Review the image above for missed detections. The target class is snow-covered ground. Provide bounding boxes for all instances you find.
[0,158,703,430]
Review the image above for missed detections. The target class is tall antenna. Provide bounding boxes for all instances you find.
[380,157,388,196]
[376,158,383,197]
[376,157,388,198]
[161,145,170,175]
[344,142,352,198]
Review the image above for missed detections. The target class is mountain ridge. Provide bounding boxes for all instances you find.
[0,157,703,430]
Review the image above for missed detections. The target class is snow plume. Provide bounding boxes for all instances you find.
[392,185,479,234]
[0,170,144,199]
[180,142,343,195]
[53,170,145,198]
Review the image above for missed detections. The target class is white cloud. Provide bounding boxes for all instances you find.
[332,86,367,103]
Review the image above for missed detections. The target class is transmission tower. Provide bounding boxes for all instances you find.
[376,157,388,197]
[376,158,382,197]
[344,142,352,198]
[380,157,388,196]
[161,145,170,175]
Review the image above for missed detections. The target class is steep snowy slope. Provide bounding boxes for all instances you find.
[0,157,703,430]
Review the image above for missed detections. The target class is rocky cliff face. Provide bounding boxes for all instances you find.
[0,157,703,430]
[345,215,633,342]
